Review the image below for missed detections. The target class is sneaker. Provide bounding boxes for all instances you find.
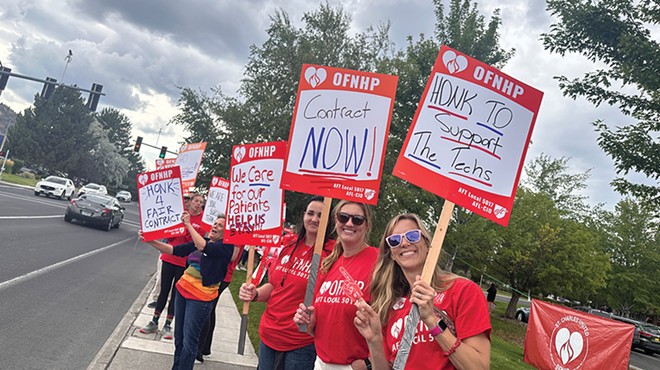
[162,325,173,340]
[147,301,157,308]
[139,321,158,334]
[195,354,204,364]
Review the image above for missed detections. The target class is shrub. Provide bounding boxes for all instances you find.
[3,160,14,174]
[11,159,24,174]
[20,171,36,180]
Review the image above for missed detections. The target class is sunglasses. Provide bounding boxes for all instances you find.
[336,212,366,226]
[385,229,423,248]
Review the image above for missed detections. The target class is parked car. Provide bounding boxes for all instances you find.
[64,194,125,231]
[612,316,642,349]
[78,183,108,197]
[34,176,76,200]
[516,307,530,323]
[115,190,132,202]
[612,316,660,355]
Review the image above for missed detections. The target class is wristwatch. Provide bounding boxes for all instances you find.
[429,318,447,337]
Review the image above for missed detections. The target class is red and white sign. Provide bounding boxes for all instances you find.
[201,176,230,229]
[175,142,207,191]
[155,158,177,170]
[281,64,398,204]
[136,166,186,242]
[393,45,543,226]
[524,299,634,370]
[224,141,285,247]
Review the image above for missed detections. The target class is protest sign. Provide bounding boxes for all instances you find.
[201,176,230,229]
[393,45,543,226]
[137,166,186,242]
[224,141,285,247]
[281,64,398,205]
[391,45,544,369]
[175,142,207,191]
[524,299,633,370]
[155,158,177,170]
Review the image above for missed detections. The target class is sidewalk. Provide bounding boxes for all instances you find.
[88,276,258,370]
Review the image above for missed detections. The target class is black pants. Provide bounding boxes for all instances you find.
[155,261,185,319]
[198,281,231,355]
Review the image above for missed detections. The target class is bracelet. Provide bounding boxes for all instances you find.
[443,338,461,357]
[252,290,259,302]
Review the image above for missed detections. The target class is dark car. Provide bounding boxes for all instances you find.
[516,307,530,323]
[612,316,660,355]
[64,194,125,231]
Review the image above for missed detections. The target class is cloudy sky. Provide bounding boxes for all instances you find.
[0,0,648,210]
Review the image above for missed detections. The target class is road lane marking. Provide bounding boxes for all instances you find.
[0,236,135,292]
[0,215,63,219]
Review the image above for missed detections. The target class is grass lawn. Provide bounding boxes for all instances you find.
[229,270,534,369]
[0,172,38,187]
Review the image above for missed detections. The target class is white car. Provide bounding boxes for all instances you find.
[34,176,76,200]
[115,190,132,202]
[78,183,108,197]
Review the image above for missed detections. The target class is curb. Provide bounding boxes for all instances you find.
[87,274,156,370]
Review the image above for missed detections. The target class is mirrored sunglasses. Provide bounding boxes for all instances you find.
[336,212,366,226]
[386,229,422,248]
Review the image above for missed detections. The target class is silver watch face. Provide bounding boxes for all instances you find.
[433,308,457,336]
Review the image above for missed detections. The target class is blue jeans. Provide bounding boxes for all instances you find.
[258,341,316,370]
[172,290,214,370]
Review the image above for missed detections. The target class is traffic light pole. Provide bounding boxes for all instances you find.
[0,67,104,110]
[133,138,177,155]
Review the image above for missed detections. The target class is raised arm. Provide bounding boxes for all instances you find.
[181,212,206,251]
[138,230,174,255]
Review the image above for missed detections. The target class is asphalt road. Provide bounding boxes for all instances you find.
[0,183,157,370]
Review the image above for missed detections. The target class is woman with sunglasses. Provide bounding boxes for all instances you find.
[294,200,379,370]
[239,196,335,370]
[353,213,491,370]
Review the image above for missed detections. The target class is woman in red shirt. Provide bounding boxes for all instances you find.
[354,213,491,370]
[294,200,378,370]
[239,196,335,370]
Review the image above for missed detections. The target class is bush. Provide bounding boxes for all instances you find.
[11,159,24,174]
[20,171,36,180]
[3,159,14,174]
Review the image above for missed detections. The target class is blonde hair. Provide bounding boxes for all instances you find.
[320,200,373,274]
[370,213,461,324]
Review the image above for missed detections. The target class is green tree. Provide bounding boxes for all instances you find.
[483,188,609,318]
[522,153,593,220]
[543,0,660,209]
[96,108,145,193]
[80,120,130,187]
[600,198,660,316]
[7,86,97,178]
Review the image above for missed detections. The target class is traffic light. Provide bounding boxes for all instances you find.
[0,67,11,95]
[40,77,57,99]
[159,146,167,159]
[86,83,103,111]
[133,136,143,152]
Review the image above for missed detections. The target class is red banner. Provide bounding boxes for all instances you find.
[524,299,634,370]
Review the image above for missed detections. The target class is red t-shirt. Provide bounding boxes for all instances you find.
[313,246,379,365]
[223,245,243,283]
[161,212,210,267]
[259,237,336,351]
[382,278,491,369]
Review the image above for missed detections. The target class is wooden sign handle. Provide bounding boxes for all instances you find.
[421,201,455,283]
